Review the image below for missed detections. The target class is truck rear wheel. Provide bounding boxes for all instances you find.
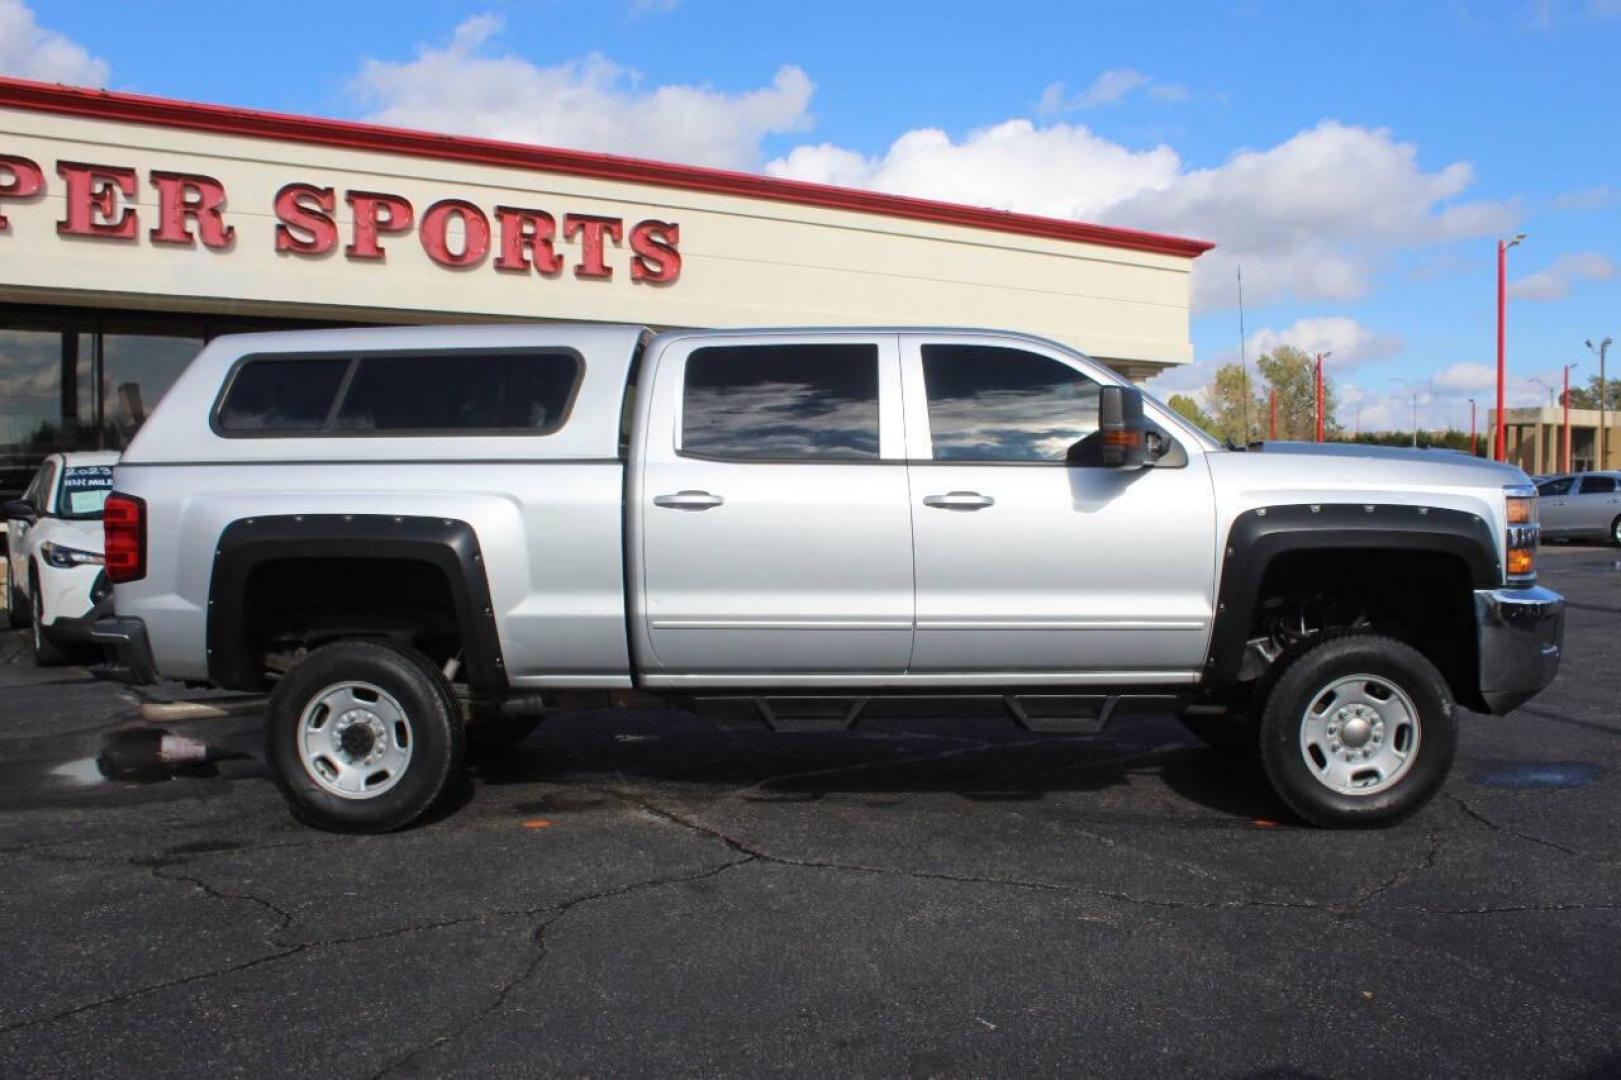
[1257,634,1455,828]
[265,640,464,833]
[7,579,28,629]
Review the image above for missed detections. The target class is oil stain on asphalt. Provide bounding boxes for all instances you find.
[1469,760,1602,789]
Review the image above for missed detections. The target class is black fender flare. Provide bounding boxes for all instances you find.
[1205,503,1500,686]
[206,514,506,692]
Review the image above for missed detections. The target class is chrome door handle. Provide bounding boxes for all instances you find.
[922,491,995,510]
[653,490,725,510]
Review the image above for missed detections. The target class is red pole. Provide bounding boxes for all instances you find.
[1563,365,1571,472]
[1495,240,1506,461]
[1269,388,1277,440]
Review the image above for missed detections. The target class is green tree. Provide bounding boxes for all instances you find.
[1255,345,1338,440]
[1566,374,1621,411]
[1166,393,1216,435]
[1204,362,1265,444]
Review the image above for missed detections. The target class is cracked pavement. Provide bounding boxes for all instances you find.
[2,545,1620,1077]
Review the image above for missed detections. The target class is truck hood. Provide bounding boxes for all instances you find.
[1246,440,1531,487]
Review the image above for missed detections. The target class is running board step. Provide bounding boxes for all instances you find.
[687,693,1186,734]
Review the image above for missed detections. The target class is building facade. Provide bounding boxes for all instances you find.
[1492,406,1621,475]
[0,76,1210,499]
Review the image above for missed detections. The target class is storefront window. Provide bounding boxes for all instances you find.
[0,305,359,499]
[100,332,206,448]
[0,325,94,498]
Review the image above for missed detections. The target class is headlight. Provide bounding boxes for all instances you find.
[1504,486,1538,582]
[39,541,105,569]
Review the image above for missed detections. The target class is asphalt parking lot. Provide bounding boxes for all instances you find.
[2,546,1620,1078]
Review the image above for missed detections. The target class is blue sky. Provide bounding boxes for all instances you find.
[9,0,1621,430]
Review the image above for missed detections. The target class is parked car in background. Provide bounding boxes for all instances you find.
[1535,472,1621,545]
[3,451,119,665]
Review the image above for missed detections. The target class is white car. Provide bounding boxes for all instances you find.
[4,451,119,665]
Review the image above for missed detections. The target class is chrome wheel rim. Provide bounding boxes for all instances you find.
[297,681,414,800]
[1298,673,1421,796]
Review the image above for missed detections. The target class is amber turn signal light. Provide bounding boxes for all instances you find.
[1506,546,1534,577]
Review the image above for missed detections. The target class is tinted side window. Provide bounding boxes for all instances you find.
[334,352,580,433]
[682,344,880,461]
[1537,477,1575,496]
[1581,475,1618,494]
[922,344,1100,462]
[219,358,348,432]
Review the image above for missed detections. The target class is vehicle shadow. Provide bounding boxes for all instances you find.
[460,707,1294,825]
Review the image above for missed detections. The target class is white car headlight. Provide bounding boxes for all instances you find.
[40,541,105,569]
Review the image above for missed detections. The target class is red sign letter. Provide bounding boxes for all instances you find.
[494,206,564,276]
[274,184,338,255]
[55,161,138,240]
[629,220,681,284]
[149,171,235,249]
[0,154,44,232]
[345,190,414,260]
[420,199,491,268]
[563,213,623,279]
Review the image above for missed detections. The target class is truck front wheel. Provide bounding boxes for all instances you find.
[265,640,464,833]
[1257,634,1455,828]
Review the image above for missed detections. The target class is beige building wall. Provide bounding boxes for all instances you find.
[0,80,1207,380]
[1494,407,1621,473]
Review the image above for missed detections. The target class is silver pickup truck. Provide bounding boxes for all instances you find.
[93,324,1564,833]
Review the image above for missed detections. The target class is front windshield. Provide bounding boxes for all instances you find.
[56,465,114,519]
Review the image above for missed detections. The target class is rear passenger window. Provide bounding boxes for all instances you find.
[217,358,347,432]
[333,352,579,433]
[1581,475,1618,494]
[682,344,880,461]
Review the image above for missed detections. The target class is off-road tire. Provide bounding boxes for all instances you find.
[1257,633,1455,828]
[265,639,464,833]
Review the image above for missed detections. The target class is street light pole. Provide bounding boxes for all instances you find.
[1589,337,1612,469]
[1496,233,1526,461]
[1314,351,1331,442]
[1468,397,1477,457]
[1562,362,1579,473]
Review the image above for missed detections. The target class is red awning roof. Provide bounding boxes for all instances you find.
[0,75,1214,260]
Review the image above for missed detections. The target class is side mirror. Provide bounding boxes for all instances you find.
[1098,385,1147,468]
[2,499,38,524]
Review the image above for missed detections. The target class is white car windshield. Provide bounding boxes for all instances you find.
[56,465,114,519]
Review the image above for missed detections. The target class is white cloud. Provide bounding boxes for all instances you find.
[350,14,812,170]
[1037,69,1187,114]
[0,0,108,86]
[1143,315,1402,405]
[1243,316,1405,370]
[1551,184,1615,212]
[1507,251,1616,301]
[767,120,1181,221]
[1431,361,1498,393]
[770,118,1514,312]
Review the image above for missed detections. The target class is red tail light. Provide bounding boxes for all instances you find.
[103,493,146,584]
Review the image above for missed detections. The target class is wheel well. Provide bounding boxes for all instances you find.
[1246,548,1481,711]
[240,557,463,687]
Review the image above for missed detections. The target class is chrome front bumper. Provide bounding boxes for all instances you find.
[1474,586,1564,715]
